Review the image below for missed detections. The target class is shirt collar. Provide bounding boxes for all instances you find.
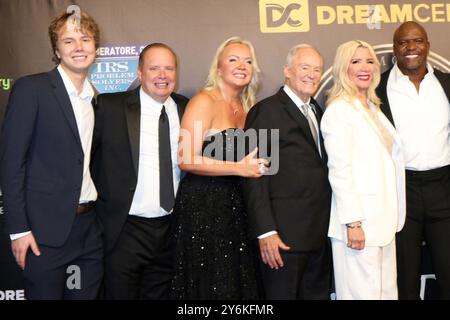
[392,62,435,83]
[57,65,94,100]
[139,87,175,112]
[283,85,314,111]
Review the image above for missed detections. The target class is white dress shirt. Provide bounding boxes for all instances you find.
[128,88,181,218]
[58,65,98,203]
[387,63,450,170]
[10,65,97,240]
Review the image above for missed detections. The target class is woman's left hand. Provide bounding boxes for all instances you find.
[346,223,365,250]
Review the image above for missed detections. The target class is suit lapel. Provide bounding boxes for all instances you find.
[176,103,183,122]
[378,69,396,127]
[354,99,397,159]
[277,88,321,156]
[355,99,384,140]
[434,69,450,101]
[125,88,141,177]
[310,98,327,162]
[378,110,402,150]
[171,93,188,122]
[49,68,83,153]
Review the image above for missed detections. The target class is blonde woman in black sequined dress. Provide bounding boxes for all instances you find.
[171,37,267,299]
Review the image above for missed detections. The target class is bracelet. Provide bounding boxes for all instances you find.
[346,222,362,229]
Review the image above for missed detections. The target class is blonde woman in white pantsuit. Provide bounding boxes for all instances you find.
[321,40,406,300]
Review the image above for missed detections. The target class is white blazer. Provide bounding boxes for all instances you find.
[321,98,406,247]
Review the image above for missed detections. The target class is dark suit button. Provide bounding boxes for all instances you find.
[78,159,82,165]
[130,187,135,192]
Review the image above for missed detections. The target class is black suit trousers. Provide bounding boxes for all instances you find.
[23,209,103,299]
[396,165,450,300]
[103,214,174,300]
[260,241,331,300]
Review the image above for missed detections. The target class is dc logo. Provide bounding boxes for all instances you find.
[259,0,310,33]
[265,3,302,28]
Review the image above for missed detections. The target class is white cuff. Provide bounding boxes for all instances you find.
[10,231,31,241]
[258,231,277,239]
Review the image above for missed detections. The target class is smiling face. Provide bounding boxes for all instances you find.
[55,20,96,76]
[347,47,375,97]
[138,46,177,103]
[393,22,430,76]
[217,43,253,89]
[284,47,323,102]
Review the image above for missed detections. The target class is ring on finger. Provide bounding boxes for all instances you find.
[259,163,266,173]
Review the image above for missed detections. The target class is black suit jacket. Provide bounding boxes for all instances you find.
[91,87,188,253]
[0,68,87,247]
[243,88,331,252]
[377,67,450,127]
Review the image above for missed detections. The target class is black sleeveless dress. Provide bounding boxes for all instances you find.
[171,128,261,300]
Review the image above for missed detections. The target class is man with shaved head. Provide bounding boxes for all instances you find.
[377,21,450,299]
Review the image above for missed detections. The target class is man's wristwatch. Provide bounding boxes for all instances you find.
[346,222,362,229]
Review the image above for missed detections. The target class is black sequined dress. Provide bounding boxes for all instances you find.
[171,128,260,300]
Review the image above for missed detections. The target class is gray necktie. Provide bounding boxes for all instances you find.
[301,104,319,152]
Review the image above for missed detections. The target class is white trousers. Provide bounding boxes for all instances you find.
[331,237,398,300]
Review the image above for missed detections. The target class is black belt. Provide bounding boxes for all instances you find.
[76,201,95,215]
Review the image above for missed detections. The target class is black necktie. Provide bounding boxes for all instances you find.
[159,105,174,212]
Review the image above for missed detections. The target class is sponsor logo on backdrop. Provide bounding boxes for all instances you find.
[0,290,25,300]
[0,78,12,91]
[260,1,450,33]
[317,3,450,25]
[89,45,145,93]
[315,46,450,107]
[259,0,310,33]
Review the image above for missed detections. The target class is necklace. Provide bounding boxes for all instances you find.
[229,101,240,116]
[218,89,241,116]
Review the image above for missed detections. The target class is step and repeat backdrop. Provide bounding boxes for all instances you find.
[0,0,449,299]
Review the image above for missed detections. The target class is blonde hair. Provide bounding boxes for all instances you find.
[326,40,381,108]
[204,36,260,112]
